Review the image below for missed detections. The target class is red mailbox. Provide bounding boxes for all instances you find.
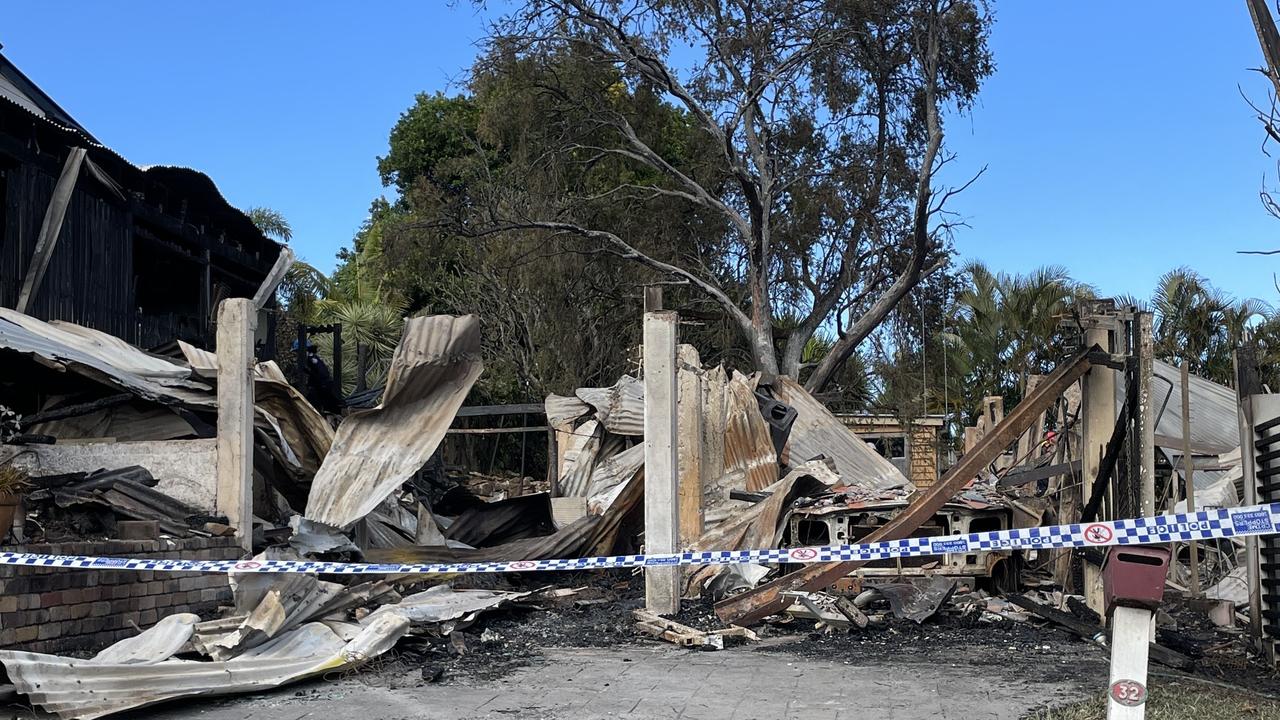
[1102,545,1171,612]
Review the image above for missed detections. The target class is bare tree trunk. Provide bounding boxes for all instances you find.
[803,1,945,394]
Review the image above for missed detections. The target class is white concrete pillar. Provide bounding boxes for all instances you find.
[644,308,680,615]
[216,298,257,553]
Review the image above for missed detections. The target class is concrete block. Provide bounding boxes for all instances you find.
[14,626,37,643]
[0,595,16,613]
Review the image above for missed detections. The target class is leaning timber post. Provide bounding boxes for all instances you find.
[1135,312,1156,518]
[16,146,87,314]
[216,298,257,553]
[643,295,680,615]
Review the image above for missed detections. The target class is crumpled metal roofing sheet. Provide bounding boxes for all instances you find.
[545,393,591,427]
[368,585,531,626]
[304,315,483,527]
[771,376,912,492]
[0,308,212,407]
[576,375,645,436]
[0,615,409,720]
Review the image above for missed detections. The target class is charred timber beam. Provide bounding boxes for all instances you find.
[714,346,1099,626]
[19,393,132,426]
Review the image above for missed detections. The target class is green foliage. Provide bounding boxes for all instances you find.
[942,262,1093,425]
[246,207,292,243]
[360,45,740,402]
[378,93,481,196]
[1149,267,1268,382]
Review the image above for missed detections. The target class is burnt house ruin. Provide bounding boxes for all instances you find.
[0,48,282,350]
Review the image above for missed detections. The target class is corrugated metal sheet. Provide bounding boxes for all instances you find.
[1141,360,1240,455]
[771,376,912,492]
[0,308,212,407]
[576,375,644,436]
[545,393,591,427]
[304,315,483,528]
[0,616,409,720]
[584,442,645,512]
[367,469,645,566]
[557,419,602,497]
[723,374,779,493]
[367,585,531,626]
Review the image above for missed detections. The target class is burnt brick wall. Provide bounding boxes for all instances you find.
[0,537,241,654]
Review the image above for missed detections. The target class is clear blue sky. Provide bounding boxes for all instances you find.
[3,2,1278,304]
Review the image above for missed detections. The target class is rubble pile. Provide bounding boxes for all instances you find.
[2,307,1279,718]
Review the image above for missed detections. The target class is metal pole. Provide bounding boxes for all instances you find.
[1179,362,1200,596]
[1136,312,1156,517]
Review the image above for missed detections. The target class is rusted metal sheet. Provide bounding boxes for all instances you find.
[723,373,778,493]
[576,375,644,436]
[304,315,482,528]
[716,347,1096,626]
[770,376,910,492]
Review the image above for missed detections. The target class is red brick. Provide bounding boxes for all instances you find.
[40,591,62,606]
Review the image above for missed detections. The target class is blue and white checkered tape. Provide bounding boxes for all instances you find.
[2,502,1277,575]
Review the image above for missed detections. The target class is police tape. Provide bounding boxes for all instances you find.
[3,502,1278,576]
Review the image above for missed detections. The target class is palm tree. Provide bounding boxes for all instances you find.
[1149,268,1270,383]
[246,207,292,242]
[943,262,1092,424]
[248,205,407,394]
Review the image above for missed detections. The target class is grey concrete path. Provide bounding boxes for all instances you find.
[123,644,1100,720]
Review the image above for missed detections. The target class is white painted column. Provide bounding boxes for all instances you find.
[1107,606,1153,719]
[216,298,257,553]
[644,308,680,615]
